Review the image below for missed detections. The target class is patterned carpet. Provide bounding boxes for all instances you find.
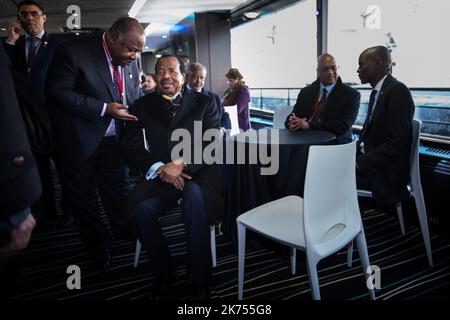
[3,195,450,301]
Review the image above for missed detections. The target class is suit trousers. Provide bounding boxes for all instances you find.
[31,152,57,219]
[133,181,211,285]
[58,136,131,251]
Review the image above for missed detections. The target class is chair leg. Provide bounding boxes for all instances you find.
[217,222,224,236]
[210,225,217,267]
[290,248,296,275]
[306,254,320,300]
[347,240,354,267]
[395,202,406,235]
[134,239,142,268]
[355,230,376,300]
[413,193,434,267]
[237,222,246,300]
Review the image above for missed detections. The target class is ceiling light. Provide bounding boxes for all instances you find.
[243,11,260,19]
[0,28,6,31]
[144,22,172,36]
[128,0,148,18]
[162,35,168,39]
[155,54,162,58]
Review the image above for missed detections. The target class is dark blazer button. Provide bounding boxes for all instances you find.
[13,155,25,166]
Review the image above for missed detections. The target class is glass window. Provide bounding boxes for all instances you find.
[230,0,317,112]
[328,0,450,137]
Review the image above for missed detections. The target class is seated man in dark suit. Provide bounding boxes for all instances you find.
[356,46,414,205]
[124,55,222,300]
[286,53,360,144]
[185,62,231,131]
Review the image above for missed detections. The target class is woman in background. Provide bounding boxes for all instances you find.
[222,68,251,131]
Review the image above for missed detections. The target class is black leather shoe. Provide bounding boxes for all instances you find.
[153,271,175,300]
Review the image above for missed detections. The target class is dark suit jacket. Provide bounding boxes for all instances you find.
[285,77,360,144]
[45,34,142,170]
[3,32,63,99]
[357,74,414,205]
[9,66,52,155]
[201,88,231,129]
[124,90,223,224]
[0,45,41,221]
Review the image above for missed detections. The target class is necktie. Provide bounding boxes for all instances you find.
[112,65,123,103]
[163,94,182,118]
[360,90,378,140]
[26,37,39,65]
[112,65,123,138]
[312,88,328,118]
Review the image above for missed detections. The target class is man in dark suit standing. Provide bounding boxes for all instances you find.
[3,0,63,222]
[356,46,414,205]
[185,62,231,130]
[124,55,222,299]
[46,17,145,269]
[0,44,39,257]
[286,53,360,144]
[1,45,40,298]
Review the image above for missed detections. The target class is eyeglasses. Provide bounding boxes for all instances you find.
[19,11,44,19]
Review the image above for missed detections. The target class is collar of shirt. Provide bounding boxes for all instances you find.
[171,92,182,100]
[187,83,202,93]
[25,30,45,41]
[319,82,336,99]
[371,74,388,106]
[373,74,388,92]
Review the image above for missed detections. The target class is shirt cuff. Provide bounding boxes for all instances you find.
[0,207,31,232]
[101,103,107,117]
[146,162,164,180]
[5,40,15,45]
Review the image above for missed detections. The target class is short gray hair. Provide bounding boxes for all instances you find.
[186,62,207,75]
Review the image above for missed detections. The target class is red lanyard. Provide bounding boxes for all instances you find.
[102,32,124,101]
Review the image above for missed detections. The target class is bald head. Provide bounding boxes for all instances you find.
[186,62,207,92]
[357,46,391,87]
[317,53,338,85]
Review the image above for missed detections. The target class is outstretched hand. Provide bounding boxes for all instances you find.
[106,102,138,121]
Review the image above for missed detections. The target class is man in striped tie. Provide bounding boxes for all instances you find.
[46,17,145,269]
[286,53,360,144]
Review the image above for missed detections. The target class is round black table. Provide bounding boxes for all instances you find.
[223,129,336,242]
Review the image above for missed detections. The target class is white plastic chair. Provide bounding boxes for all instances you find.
[224,105,240,136]
[237,141,375,300]
[356,120,433,267]
[272,106,293,129]
[134,225,218,268]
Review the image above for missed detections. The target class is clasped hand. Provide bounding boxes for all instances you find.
[157,160,192,190]
[287,113,310,131]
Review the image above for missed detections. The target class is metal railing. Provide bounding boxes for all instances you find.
[248,87,450,138]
